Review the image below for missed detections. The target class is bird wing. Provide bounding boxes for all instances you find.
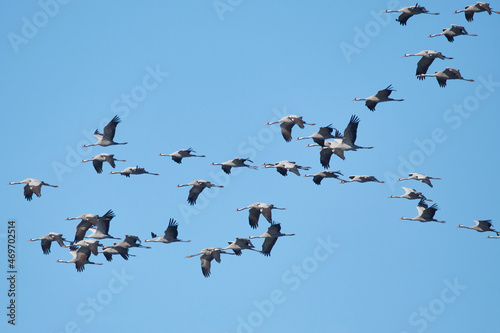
[103,115,121,141]
[317,125,334,137]
[101,209,115,223]
[478,2,492,14]
[261,237,278,256]
[365,100,377,111]
[292,116,305,128]
[41,239,52,255]
[200,255,213,277]
[320,148,334,169]
[75,247,91,272]
[343,115,359,144]
[477,220,493,230]
[188,185,204,205]
[74,220,92,243]
[53,235,66,247]
[92,159,104,174]
[172,155,183,164]
[23,184,34,201]
[416,57,434,77]
[436,76,447,88]
[278,121,294,142]
[105,155,116,168]
[221,165,232,174]
[416,199,429,215]
[397,12,413,25]
[421,204,438,220]
[375,85,394,99]
[260,207,273,224]
[164,218,179,240]
[465,11,474,22]
[248,207,261,229]
[276,166,288,176]
[96,216,111,235]
[312,174,323,185]
[103,251,113,262]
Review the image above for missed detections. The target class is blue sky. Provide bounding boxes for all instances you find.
[1,1,499,332]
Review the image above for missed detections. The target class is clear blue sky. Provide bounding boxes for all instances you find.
[1,1,499,332]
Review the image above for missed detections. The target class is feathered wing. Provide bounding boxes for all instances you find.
[103,115,120,141]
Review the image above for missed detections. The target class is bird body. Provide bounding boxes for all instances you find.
[428,24,477,42]
[249,223,295,256]
[353,85,404,111]
[397,173,441,187]
[28,233,68,254]
[295,125,335,146]
[400,199,445,223]
[383,4,439,25]
[417,67,474,87]
[304,170,343,185]
[458,220,499,234]
[55,245,103,272]
[235,202,285,229]
[108,166,159,177]
[265,115,316,142]
[81,153,125,174]
[158,148,205,164]
[389,187,431,201]
[7,178,58,201]
[453,2,500,21]
[100,245,134,262]
[176,180,223,205]
[262,160,310,176]
[185,247,234,277]
[340,175,384,184]
[210,158,258,174]
[224,237,260,256]
[403,50,453,79]
[145,218,191,243]
[114,235,150,249]
[67,210,115,244]
[82,115,127,147]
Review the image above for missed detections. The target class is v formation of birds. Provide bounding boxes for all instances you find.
[10,3,500,277]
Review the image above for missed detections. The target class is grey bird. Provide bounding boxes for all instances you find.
[82,115,127,147]
[249,223,295,256]
[158,148,205,164]
[264,115,316,142]
[403,50,453,79]
[235,203,286,229]
[28,232,68,255]
[81,153,125,174]
[353,85,404,111]
[176,180,223,205]
[7,178,58,201]
[145,218,191,243]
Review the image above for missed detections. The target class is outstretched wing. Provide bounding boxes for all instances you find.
[343,115,359,144]
[280,121,294,142]
[188,185,204,205]
[103,115,121,141]
[416,57,434,78]
[396,12,413,25]
[164,218,179,240]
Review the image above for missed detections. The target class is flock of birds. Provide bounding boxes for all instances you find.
[10,2,500,277]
